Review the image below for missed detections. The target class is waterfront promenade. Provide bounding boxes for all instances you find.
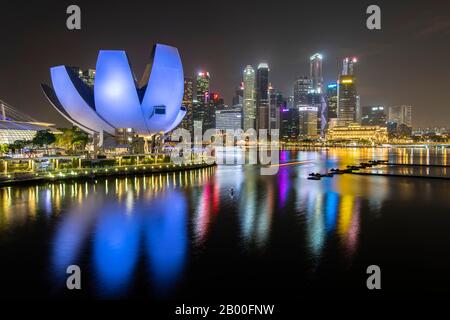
[0,153,215,186]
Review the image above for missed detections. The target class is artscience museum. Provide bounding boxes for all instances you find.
[42,43,186,138]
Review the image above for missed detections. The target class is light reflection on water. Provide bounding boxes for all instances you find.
[1,148,450,298]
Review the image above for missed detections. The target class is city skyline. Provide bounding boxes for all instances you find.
[2,0,450,305]
[1,0,450,127]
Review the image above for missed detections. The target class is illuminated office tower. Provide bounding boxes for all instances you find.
[293,77,312,108]
[179,77,194,132]
[310,53,323,94]
[242,65,256,131]
[307,91,323,136]
[342,57,358,75]
[361,106,387,126]
[294,77,317,137]
[233,84,244,108]
[193,71,210,132]
[287,95,294,109]
[337,75,357,126]
[205,92,223,130]
[215,107,242,131]
[196,71,210,100]
[318,94,328,136]
[71,67,96,87]
[327,83,338,122]
[256,63,270,131]
[81,69,95,87]
[269,85,282,130]
[299,105,318,138]
[388,105,412,127]
[356,95,361,124]
[280,103,299,141]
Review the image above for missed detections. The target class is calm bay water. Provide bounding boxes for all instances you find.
[1,148,450,299]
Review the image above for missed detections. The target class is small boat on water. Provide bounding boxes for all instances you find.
[309,172,334,178]
[369,160,388,164]
[307,175,321,180]
[360,162,372,168]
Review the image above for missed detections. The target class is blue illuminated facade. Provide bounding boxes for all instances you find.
[42,43,185,136]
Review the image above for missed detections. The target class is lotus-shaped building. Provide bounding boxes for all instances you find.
[42,44,185,137]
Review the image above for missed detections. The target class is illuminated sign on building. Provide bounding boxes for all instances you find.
[298,106,318,112]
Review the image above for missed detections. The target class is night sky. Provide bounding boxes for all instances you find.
[1,0,450,127]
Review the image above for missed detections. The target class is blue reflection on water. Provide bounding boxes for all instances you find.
[325,192,339,232]
[145,192,187,294]
[306,193,325,260]
[52,210,89,278]
[93,203,141,297]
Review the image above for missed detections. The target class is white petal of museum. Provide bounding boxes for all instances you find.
[42,44,185,136]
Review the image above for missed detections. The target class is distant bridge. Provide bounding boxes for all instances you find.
[0,99,42,123]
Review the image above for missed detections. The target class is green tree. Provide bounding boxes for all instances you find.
[10,140,27,154]
[72,129,89,151]
[32,130,56,154]
[0,143,9,155]
[55,128,73,151]
[55,127,90,154]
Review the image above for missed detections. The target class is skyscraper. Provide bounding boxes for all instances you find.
[256,63,270,131]
[215,107,242,131]
[195,71,210,105]
[310,53,323,94]
[287,95,294,109]
[294,77,318,137]
[361,106,387,126]
[356,95,361,124]
[193,71,210,133]
[242,65,256,131]
[342,57,358,76]
[299,105,318,138]
[280,104,299,141]
[71,67,95,87]
[205,92,223,131]
[318,94,328,136]
[232,84,244,108]
[337,75,357,126]
[269,85,282,131]
[337,57,359,127]
[388,105,412,127]
[326,83,338,122]
[293,77,312,108]
[179,77,194,132]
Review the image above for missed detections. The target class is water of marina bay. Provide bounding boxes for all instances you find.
[1,148,450,300]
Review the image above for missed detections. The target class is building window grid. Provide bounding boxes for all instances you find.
[0,129,37,144]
